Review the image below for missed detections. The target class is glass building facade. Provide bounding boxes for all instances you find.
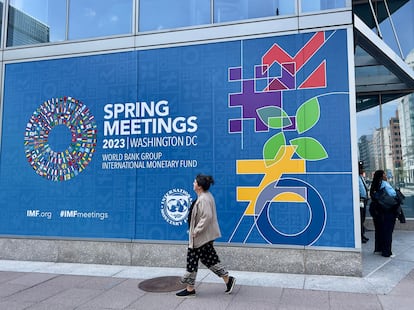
[356,0,414,218]
[0,0,352,47]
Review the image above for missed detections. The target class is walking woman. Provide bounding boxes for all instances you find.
[176,174,236,297]
[369,170,399,258]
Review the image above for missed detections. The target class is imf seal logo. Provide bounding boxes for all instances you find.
[161,189,192,226]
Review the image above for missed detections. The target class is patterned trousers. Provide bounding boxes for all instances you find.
[181,241,228,286]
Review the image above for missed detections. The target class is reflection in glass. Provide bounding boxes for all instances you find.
[139,0,210,32]
[301,0,347,13]
[378,0,414,59]
[69,0,132,40]
[399,52,414,180]
[214,0,295,23]
[7,0,66,47]
[358,101,400,171]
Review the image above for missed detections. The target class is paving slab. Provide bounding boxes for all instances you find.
[0,230,413,309]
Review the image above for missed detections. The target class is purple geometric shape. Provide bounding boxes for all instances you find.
[284,116,296,130]
[267,78,288,91]
[280,66,295,89]
[229,119,242,133]
[229,67,242,81]
[267,64,295,91]
[229,79,282,132]
[283,63,296,75]
[255,65,268,79]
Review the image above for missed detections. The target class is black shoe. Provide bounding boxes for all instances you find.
[176,289,196,298]
[225,276,236,294]
[381,252,393,258]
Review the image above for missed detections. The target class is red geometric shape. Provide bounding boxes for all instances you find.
[266,78,289,91]
[283,62,295,75]
[262,32,325,74]
[294,32,325,71]
[298,61,327,89]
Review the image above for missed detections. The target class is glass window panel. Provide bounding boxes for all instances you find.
[214,0,295,23]
[397,57,414,218]
[0,1,3,43]
[357,106,376,182]
[301,0,347,13]
[7,0,66,47]
[69,0,132,40]
[379,0,414,59]
[378,1,414,219]
[357,103,396,177]
[139,0,210,32]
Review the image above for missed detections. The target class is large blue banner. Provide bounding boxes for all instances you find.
[0,29,354,247]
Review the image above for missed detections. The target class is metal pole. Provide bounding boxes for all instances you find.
[383,0,404,59]
[368,0,383,38]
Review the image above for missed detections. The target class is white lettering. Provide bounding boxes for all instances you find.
[103,100,170,120]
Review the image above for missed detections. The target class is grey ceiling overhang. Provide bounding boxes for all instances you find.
[353,14,414,112]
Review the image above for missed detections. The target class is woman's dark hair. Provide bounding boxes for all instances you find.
[370,170,384,198]
[196,174,214,191]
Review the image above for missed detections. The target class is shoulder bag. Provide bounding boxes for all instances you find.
[374,188,399,210]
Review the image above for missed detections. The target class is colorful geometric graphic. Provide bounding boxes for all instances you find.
[255,178,326,245]
[228,31,334,245]
[261,31,327,91]
[228,31,328,134]
[24,96,97,181]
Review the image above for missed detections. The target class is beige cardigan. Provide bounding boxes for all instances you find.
[189,191,221,249]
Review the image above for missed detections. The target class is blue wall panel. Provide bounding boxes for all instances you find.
[0,29,354,247]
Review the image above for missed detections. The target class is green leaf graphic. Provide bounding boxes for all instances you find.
[263,132,286,166]
[296,97,320,134]
[290,137,328,161]
[257,106,291,129]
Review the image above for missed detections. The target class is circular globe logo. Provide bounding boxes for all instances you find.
[24,96,97,181]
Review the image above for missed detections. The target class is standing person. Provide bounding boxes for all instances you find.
[369,170,399,258]
[358,161,369,243]
[176,174,236,297]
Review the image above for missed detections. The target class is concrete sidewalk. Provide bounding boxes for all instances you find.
[0,230,413,309]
